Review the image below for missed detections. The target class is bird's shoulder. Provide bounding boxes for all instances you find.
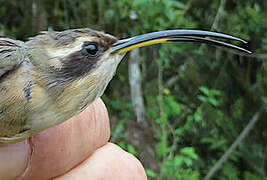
[0,38,26,77]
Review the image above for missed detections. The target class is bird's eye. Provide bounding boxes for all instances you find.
[82,43,100,57]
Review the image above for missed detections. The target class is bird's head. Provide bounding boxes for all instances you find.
[27,29,122,83]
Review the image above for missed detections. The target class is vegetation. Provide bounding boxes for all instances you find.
[0,0,266,179]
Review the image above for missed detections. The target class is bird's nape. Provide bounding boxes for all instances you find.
[111,29,252,54]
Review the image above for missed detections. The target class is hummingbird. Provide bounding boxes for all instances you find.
[0,28,251,143]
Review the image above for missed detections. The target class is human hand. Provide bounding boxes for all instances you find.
[0,98,147,180]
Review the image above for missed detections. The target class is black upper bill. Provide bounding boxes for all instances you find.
[111,29,252,54]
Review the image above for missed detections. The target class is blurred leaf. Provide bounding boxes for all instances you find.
[155,113,167,124]
[261,96,267,104]
[156,139,169,157]
[244,171,263,180]
[183,157,193,166]
[127,144,138,156]
[208,97,219,107]
[199,86,210,96]
[145,169,157,178]
[173,155,184,168]
[180,147,199,160]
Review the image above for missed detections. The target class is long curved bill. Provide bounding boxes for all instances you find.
[111,30,251,54]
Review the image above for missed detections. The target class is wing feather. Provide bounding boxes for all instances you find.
[0,38,25,77]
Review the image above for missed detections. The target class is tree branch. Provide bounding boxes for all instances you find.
[200,0,226,51]
[204,106,265,180]
[0,30,4,36]
[232,52,267,59]
[211,0,227,31]
[176,0,193,27]
[129,49,146,123]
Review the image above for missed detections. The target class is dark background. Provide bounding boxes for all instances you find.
[0,0,266,179]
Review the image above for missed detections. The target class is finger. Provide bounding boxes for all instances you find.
[0,141,30,180]
[55,143,148,180]
[17,98,110,179]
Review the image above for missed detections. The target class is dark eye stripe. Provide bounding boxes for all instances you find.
[52,46,102,81]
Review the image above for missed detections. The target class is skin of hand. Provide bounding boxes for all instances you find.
[0,98,147,180]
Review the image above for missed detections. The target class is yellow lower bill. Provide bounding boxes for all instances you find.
[118,38,168,54]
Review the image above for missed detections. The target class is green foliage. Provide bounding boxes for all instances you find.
[221,162,239,180]
[146,169,158,178]
[127,144,138,156]
[0,0,266,179]
[244,171,266,180]
[198,86,223,107]
[155,136,169,157]
[160,150,200,179]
